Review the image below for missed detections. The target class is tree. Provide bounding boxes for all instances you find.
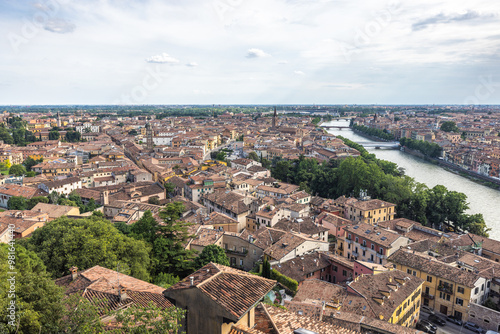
[9,164,26,176]
[21,216,151,280]
[440,121,460,133]
[262,259,271,279]
[26,196,49,210]
[148,197,160,205]
[111,302,185,334]
[128,129,138,136]
[248,151,259,162]
[153,273,180,289]
[49,130,60,140]
[215,151,227,161]
[24,157,43,171]
[65,130,81,142]
[0,244,66,334]
[7,196,27,210]
[164,182,175,197]
[58,294,104,334]
[130,204,197,277]
[194,245,230,269]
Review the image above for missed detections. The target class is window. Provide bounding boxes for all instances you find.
[407,269,412,274]
[475,287,479,294]
[371,244,374,250]
[427,276,432,283]
[456,298,463,306]
[457,286,464,294]
[355,237,359,243]
[332,265,338,272]
[342,270,347,277]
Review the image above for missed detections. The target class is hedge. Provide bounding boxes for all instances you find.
[271,269,298,293]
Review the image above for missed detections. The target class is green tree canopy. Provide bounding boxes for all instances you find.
[9,164,26,176]
[440,121,460,132]
[23,157,43,171]
[48,130,60,140]
[21,216,151,280]
[7,196,27,210]
[194,244,230,269]
[248,151,259,162]
[0,244,65,334]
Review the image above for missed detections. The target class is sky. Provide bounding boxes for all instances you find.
[1,0,500,105]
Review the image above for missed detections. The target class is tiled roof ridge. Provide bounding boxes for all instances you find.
[259,303,282,334]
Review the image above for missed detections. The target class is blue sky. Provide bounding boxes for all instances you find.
[1,0,500,105]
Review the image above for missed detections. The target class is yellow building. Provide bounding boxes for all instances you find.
[389,249,485,321]
[346,270,424,327]
[345,198,396,225]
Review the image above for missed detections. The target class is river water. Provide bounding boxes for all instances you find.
[324,119,500,241]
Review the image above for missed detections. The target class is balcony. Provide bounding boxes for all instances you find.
[376,252,385,259]
[360,245,367,251]
[437,285,453,295]
[352,251,359,257]
[422,292,435,300]
[345,239,353,244]
[225,248,248,257]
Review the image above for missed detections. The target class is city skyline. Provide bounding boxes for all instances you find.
[2,0,500,105]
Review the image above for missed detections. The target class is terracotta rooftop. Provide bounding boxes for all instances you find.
[388,249,480,287]
[165,263,276,320]
[55,265,172,315]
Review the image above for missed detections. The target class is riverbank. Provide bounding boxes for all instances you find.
[352,128,391,142]
[400,147,500,190]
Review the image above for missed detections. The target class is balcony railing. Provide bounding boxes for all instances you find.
[376,252,385,258]
[352,251,358,257]
[437,285,453,295]
[346,239,352,244]
[422,292,435,300]
[225,249,248,257]
[360,245,367,251]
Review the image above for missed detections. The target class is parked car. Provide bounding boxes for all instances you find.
[428,314,446,326]
[421,305,435,314]
[464,322,484,333]
[419,319,437,331]
[416,322,437,334]
[446,315,463,326]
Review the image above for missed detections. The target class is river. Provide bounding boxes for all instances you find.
[324,119,500,241]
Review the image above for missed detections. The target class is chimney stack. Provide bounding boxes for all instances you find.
[70,266,78,281]
[190,276,194,286]
[118,285,127,302]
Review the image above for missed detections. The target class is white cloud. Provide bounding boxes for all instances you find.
[44,19,76,34]
[278,60,288,64]
[246,48,271,58]
[186,62,198,67]
[294,70,305,75]
[145,53,180,64]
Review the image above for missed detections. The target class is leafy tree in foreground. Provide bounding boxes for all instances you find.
[440,121,460,133]
[111,302,185,334]
[194,244,230,269]
[0,244,65,334]
[21,216,151,280]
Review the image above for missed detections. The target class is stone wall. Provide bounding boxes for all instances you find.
[468,303,500,332]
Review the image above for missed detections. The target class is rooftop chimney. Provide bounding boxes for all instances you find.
[70,266,78,281]
[118,285,127,302]
[190,276,194,286]
[100,190,109,206]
